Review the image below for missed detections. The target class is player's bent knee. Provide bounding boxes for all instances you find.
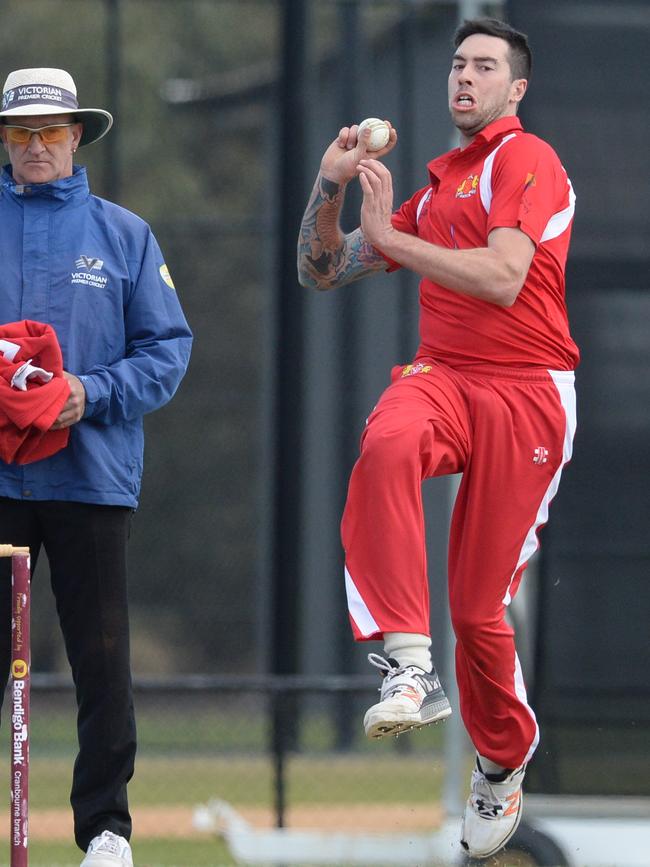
[451,610,505,645]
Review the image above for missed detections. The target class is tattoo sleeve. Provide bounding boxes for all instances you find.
[297,173,385,290]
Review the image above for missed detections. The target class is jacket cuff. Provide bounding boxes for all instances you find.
[78,374,101,418]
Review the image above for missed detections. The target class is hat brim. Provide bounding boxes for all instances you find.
[0,105,113,147]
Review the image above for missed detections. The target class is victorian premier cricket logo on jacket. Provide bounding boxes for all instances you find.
[71,254,108,288]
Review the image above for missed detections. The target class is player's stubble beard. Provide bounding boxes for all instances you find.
[451,87,515,141]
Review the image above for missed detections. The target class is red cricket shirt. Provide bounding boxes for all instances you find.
[384,116,579,370]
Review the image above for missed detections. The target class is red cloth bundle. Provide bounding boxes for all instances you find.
[0,320,71,464]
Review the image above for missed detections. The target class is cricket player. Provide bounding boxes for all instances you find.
[297,17,578,859]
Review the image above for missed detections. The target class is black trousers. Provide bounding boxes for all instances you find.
[0,497,136,851]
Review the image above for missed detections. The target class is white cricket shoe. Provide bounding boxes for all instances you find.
[363,653,452,739]
[80,830,133,867]
[460,759,526,858]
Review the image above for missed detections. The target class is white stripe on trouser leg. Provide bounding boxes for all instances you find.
[515,651,540,763]
[344,566,380,637]
[504,370,576,763]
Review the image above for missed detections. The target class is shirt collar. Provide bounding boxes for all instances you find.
[471,115,523,145]
[427,116,524,183]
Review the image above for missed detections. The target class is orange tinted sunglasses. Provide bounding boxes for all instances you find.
[3,123,76,144]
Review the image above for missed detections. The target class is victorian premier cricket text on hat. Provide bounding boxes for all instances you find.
[0,67,113,147]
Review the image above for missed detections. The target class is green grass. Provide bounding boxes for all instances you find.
[0,838,235,866]
[24,752,445,809]
[26,701,270,756]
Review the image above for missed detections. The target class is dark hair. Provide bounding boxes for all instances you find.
[454,18,532,81]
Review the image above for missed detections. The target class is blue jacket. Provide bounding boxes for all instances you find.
[0,165,193,507]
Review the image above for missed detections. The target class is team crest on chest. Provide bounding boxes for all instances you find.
[401,362,432,377]
[71,253,108,288]
[456,174,479,199]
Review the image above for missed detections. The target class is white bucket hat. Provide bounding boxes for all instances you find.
[0,68,113,147]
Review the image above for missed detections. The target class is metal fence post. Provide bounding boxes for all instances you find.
[271,688,288,829]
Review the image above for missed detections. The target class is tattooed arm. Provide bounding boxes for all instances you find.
[297,121,398,291]
[297,173,385,291]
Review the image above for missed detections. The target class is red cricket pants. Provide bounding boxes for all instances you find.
[341,360,576,768]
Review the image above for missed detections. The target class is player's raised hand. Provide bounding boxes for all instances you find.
[320,122,397,186]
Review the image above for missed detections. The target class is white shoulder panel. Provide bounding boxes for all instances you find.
[415,187,433,224]
[479,133,519,213]
[540,178,576,243]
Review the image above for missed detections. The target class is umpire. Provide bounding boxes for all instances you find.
[0,68,193,866]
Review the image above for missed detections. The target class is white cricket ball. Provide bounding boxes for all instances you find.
[357,117,390,151]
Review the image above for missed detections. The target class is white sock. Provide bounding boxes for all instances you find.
[383,632,432,672]
[478,754,508,776]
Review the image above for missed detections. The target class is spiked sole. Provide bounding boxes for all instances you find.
[364,698,452,739]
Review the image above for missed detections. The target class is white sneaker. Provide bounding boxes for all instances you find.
[460,759,526,858]
[363,653,452,739]
[80,830,133,867]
